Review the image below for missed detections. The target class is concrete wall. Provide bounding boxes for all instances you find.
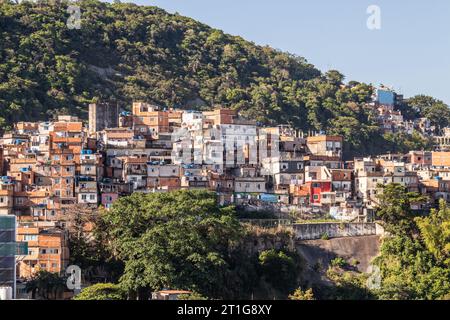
[297,235,381,273]
[293,222,384,241]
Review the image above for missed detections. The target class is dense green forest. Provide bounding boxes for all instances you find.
[0,0,447,157]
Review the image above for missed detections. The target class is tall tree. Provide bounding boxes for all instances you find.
[376,183,428,236]
[101,190,245,299]
[416,200,450,267]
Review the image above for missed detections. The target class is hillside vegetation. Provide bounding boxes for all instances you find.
[0,0,442,157]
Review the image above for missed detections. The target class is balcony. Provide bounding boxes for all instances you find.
[186,181,209,188]
[126,170,147,175]
[80,158,96,165]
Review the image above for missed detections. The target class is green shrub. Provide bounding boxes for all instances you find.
[330,257,348,268]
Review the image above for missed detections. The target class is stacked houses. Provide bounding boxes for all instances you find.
[2,95,450,283]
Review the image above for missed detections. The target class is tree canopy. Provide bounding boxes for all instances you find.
[73,283,126,300]
[375,183,428,235]
[373,188,450,300]
[100,189,302,299]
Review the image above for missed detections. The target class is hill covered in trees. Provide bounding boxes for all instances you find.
[0,0,446,157]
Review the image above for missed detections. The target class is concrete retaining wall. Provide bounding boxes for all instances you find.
[293,222,384,240]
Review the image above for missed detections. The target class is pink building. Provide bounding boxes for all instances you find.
[101,192,119,209]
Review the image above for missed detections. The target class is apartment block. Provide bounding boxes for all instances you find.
[89,102,119,134]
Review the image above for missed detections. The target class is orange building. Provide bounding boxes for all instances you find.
[408,151,432,166]
[13,190,51,221]
[203,108,236,125]
[14,122,39,134]
[132,102,169,138]
[0,183,14,215]
[17,225,69,279]
[432,152,450,167]
[168,109,183,129]
[50,118,83,156]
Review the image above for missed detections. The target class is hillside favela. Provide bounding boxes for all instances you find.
[0,1,450,305]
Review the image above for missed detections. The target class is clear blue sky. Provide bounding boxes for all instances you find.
[119,0,450,104]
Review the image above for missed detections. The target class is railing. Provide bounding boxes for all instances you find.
[239,219,293,228]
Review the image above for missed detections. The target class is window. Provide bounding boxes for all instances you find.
[313,195,319,200]
[81,195,87,200]
[89,195,95,200]
[52,263,58,268]
[24,235,38,241]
